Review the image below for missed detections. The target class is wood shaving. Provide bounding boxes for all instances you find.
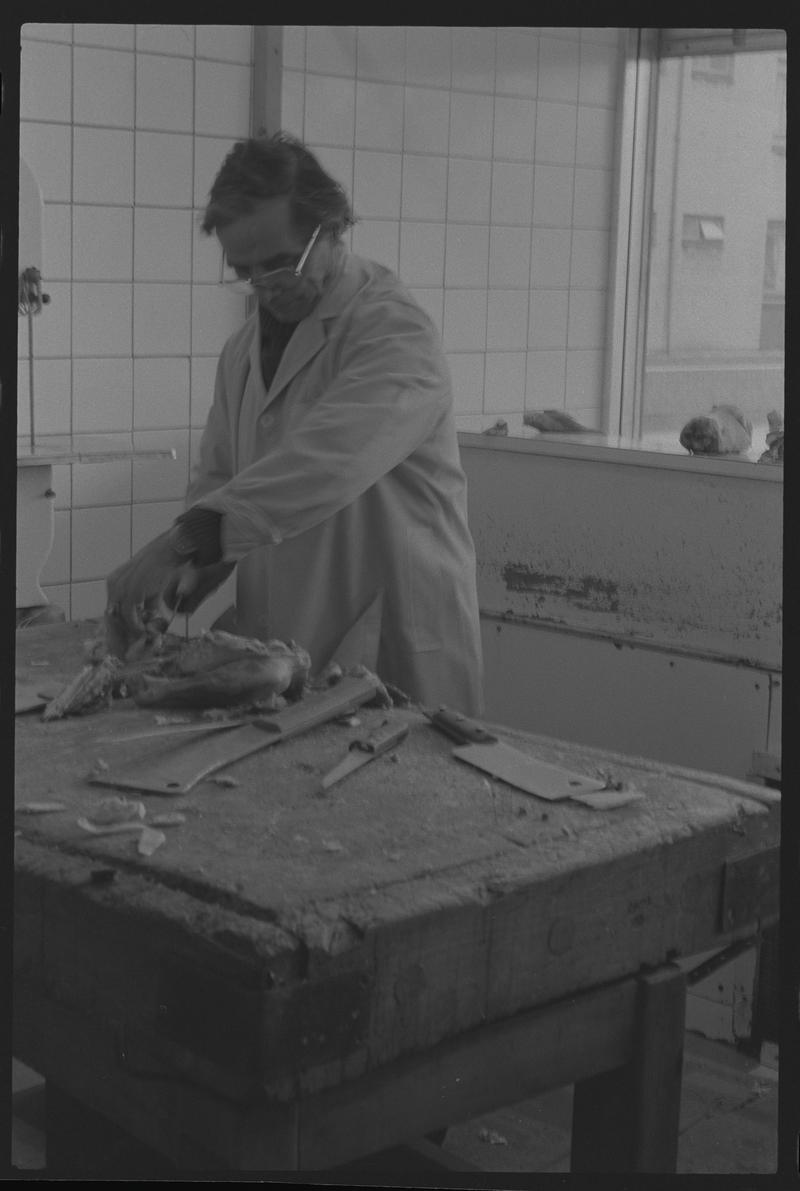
[208,774,240,787]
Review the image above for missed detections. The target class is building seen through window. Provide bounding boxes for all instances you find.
[640,45,785,453]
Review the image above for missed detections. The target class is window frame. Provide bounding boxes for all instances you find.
[606,27,787,458]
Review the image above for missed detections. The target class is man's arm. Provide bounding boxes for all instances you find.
[193,296,452,560]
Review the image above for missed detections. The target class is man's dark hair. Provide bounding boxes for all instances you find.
[201,132,355,239]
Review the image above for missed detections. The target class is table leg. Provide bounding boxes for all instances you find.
[44,1082,177,1176]
[571,962,686,1173]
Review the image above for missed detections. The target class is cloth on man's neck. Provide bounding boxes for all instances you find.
[259,308,299,389]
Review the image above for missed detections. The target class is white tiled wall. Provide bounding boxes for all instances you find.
[18,23,254,620]
[281,25,623,434]
[19,24,623,622]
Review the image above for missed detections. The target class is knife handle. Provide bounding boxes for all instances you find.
[351,720,409,755]
[426,706,498,745]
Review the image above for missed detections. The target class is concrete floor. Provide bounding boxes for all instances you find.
[11,1031,778,1176]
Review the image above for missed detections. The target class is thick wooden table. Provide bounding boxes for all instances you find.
[13,621,780,1175]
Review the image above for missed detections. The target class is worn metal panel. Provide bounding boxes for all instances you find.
[462,443,782,669]
[480,618,771,780]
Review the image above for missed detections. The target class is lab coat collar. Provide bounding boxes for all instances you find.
[257,250,367,407]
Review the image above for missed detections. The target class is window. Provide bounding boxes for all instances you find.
[610,29,786,458]
[682,215,725,248]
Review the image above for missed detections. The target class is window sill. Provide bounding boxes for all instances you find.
[457,430,783,479]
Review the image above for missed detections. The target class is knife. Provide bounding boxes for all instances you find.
[88,673,383,796]
[422,706,609,802]
[319,720,409,792]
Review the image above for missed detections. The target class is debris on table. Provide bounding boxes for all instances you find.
[595,768,626,792]
[85,794,145,826]
[478,1128,508,1146]
[150,812,187,827]
[483,418,508,436]
[208,774,240,788]
[137,826,166,856]
[350,665,393,709]
[16,801,68,814]
[312,661,344,688]
[321,839,345,853]
[384,682,411,708]
[77,816,148,836]
[41,655,122,720]
[573,787,643,810]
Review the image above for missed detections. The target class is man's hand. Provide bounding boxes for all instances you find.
[164,560,236,616]
[105,530,190,659]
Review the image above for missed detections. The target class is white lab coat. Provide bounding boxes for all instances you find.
[186,252,483,714]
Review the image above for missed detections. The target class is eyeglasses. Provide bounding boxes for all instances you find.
[219,225,322,294]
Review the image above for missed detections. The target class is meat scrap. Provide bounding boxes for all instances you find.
[523,409,601,434]
[44,626,397,719]
[679,403,752,456]
[42,655,122,720]
[759,409,784,465]
[128,633,311,710]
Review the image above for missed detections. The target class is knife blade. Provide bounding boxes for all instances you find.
[423,706,607,802]
[319,720,409,792]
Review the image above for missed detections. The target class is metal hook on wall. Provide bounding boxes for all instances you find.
[18,266,51,454]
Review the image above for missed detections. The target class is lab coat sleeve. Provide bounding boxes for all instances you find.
[195,297,453,560]
[185,352,236,507]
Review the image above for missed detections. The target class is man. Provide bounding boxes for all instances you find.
[106,133,483,713]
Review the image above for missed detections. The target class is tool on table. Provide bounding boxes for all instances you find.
[95,720,245,744]
[422,706,618,805]
[88,673,383,796]
[319,719,409,792]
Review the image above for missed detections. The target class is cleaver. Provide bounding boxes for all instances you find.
[88,673,382,796]
[423,706,609,803]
